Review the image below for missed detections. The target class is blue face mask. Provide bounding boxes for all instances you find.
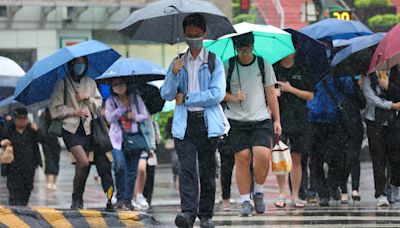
[73,63,86,76]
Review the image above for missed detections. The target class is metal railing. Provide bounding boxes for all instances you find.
[273,0,285,28]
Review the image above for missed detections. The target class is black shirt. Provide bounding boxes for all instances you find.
[274,62,316,134]
[2,124,41,172]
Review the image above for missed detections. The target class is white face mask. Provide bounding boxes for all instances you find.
[112,83,127,95]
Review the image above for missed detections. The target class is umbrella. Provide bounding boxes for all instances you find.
[119,0,235,44]
[0,56,25,98]
[300,18,373,41]
[96,58,166,83]
[369,24,400,74]
[204,22,294,64]
[148,80,175,112]
[96,58,167,114]
[284,28,329,80]
[331,33,386,76]
[13,40,120,105]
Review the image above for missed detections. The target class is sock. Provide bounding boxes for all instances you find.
[255,184,264,194]
[137,193,144,199]
[240,194,251,203]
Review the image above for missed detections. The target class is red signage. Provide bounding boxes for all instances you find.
[240,0,250,13]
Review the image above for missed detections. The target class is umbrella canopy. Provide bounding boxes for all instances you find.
[0,56,25,87]
[284,28,329,80]
[331,33,386,76]
[13,40,120,105]
[369,24,400,74]
[96,58,166,83]
[204,22,294,64]
[300,19,373,41]
[119,0,235,44]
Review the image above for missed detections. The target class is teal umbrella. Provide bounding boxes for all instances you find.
[204,22,295,64]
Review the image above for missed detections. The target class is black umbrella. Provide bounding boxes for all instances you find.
[135,82,166,115]
[284,28,329,81]
[119,0,236,44]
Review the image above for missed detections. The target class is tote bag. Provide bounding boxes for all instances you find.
[272,141,292,175]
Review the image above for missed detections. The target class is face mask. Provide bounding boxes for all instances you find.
[112,83,127,95]
[73,63,86,76]
[185,37,203,49]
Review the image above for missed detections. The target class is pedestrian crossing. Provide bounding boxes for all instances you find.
[151,205,400,227]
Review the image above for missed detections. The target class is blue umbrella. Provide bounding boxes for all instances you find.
[14,40,120,105]
[300,19,373,41]
[284,28,329,80]
[97,58,166,114]
[331,33,386,76]
[97,58,166,82]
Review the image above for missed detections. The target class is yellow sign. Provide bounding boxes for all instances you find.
[331,11,352,21]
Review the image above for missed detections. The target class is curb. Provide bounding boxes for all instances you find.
[0,206,158,227]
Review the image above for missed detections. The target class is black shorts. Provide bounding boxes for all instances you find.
[281,131,311,154]
[227,119,275,153]
[62,123,91,152]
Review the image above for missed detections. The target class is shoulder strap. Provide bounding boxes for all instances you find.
[207,52,216,75]
[257,56,266,85]
[227,57,236,93]
[63,79,67,105]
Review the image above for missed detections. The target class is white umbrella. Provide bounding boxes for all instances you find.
[0,56,25,87]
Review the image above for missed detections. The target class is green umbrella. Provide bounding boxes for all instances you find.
[204,22,295,64]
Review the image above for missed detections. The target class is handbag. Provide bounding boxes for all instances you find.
[91,112,113,154]
[0,145,14,164]
[272,141,292,175]
[48,79,68,137]
[119,95,151,153]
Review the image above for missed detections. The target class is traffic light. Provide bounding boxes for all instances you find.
[240,0,250,14]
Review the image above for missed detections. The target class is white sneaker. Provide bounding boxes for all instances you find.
[136,195,149,210]
[377,195,390,207]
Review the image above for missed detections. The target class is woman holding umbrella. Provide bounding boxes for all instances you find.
[105,77,149,211]
[50,56,103,209]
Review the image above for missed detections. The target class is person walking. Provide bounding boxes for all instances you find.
[363,69,400,207]
[1,107,42,206]
[223,32,281,217]
[161,13,226,228]
[39,108,61,191]
[50,56,103,209]
[273,50,316,208]
[105,78,148,211]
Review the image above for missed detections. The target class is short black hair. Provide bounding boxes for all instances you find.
[232,32,254,48]
[183,13,206,33]
[13,107,28,117]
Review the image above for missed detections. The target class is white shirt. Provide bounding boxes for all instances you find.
[185,48,205,111]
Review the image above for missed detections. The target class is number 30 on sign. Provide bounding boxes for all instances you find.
[331,11,352,21]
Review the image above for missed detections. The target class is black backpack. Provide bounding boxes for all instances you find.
[226,56,265,93]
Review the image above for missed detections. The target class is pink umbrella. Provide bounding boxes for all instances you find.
[369,23,400,74]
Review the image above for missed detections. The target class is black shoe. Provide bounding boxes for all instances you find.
[124,201,135,211]
[319,198,330,207]
[71,199,81,210]
[200,218,214,228]
[175,213,194,228]
[71,193,83,210]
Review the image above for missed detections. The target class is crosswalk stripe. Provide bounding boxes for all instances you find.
[35,208,73,228]
[79,209,109,228]
[118,211,144,227]
[0,207,29,228]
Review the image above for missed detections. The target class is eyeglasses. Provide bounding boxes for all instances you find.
[236,47,253,55]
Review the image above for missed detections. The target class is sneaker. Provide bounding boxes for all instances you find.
[200,217,215,228]
[377,195,390,207]
[115,199,124,209]
[124,201,135,211]
[319,198,330,207]
[240,201,253,217]
[136,195,150,210]
[330,200,341,207]
[175,213,194,228]
[222,199,231,211]
[254,193,266,213]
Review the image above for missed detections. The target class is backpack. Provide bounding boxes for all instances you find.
[226,56,265,93]
[178,51,216,75]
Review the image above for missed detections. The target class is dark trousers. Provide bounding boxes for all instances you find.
[43,141,61,175]
[143,164,156,205]
[340,134,362,193]
[93,153,114,193]
[174,114,218,220]
[311,123,347,200]
[366,120,392,198]
[219,139,235,200]
[7,169,35,206]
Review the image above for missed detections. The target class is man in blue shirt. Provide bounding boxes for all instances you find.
[161,13,226,228]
